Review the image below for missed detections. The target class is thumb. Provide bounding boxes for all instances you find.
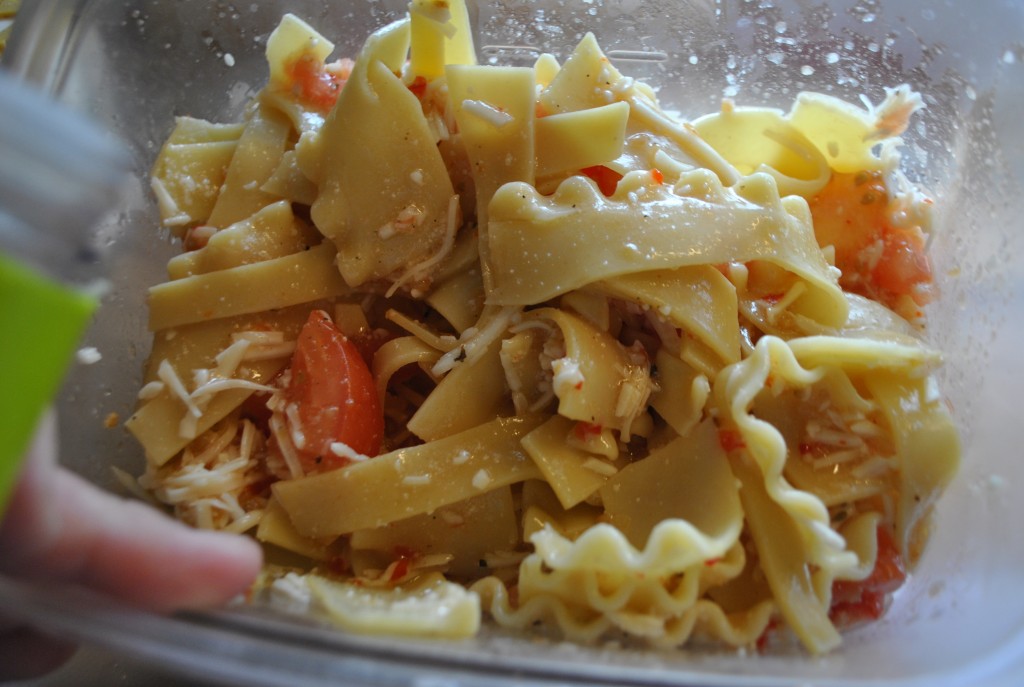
[0,414,262,613]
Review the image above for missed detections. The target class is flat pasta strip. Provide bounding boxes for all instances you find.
[273,414,545,537]
[523,308,654,435]
[350,487,517,578]
[206,105,291,228]
[534,102,630,178]
[406,336,509,442]
[308,20,455,287]
[167,201,317,279]
[127,304,313,465]
[600,419,742,551]
[486,169,847,330]
[594,265,741,367]
[148,243,349,330]
[863,371,960,561]
[649,349,709,438]
[151,140,238,230]
[692,104,831,198]
[446,64,535,288]
[521,415,616,509]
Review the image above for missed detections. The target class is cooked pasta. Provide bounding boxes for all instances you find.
[127,5,960,653]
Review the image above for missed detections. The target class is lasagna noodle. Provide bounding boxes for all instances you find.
[206,105,291,228]
[426,263,485,333]
[260,150,319,206]
[127,305,313,466]
[862,371,960,560]
[486,169,848,330]
[406,336,508,442]
[349,487,517,578]
[273,414,546,538]
[446,64,536,290]
[648,349,710,448]
[166,201,314,279]
[520,415,617,510]
[151,139,238,230]
[522,308,652,435]
[407,0,475,80]
[691,105,831,199]
[307,573,481,639]
[534,101,630,179]
[148,242,350,330]
[594,265,741,367]
[371,336,441,403]
[475,422,751,645]
[308,19,456,287]
[535,33,737,185]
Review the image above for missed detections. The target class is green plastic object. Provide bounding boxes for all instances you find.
[0,70,130,517]
[0,252,97,515]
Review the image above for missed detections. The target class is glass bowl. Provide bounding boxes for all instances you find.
[3,0,1024,684]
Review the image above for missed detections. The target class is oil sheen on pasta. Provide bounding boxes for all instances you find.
[128,3,960,654]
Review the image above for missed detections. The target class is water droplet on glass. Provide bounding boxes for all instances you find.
[826,52,840,64]
[801,65,815,76]
[775,21,787,33]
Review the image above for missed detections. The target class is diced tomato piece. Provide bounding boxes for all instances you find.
[830,525,907,627]
[871,229,933,305]
[718,428,746,452]
[808,171,935,313]
[285,310,384,472]
[285,53,346,112]
[581,165,623,196]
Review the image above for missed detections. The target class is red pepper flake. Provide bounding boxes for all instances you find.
[762,292,785,305]
[535,102,548,118]
[756,616,781,653]
[573,421,603,441]
[650,168,664,185]
[581,165,623,196]
[388,546,419,583]
[407,75,428,99]
[704,557,722,567]
[718,429,746,452]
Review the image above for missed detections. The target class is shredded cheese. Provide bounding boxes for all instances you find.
[158,359,203,419]
[551,357,585,396]
[461,98,514,128]
[270,413,305,479]
[581,457,618,477]
[137,380,166,400]
[329,441,371,463]
[471,469,492,490]
[386,194,460,298]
